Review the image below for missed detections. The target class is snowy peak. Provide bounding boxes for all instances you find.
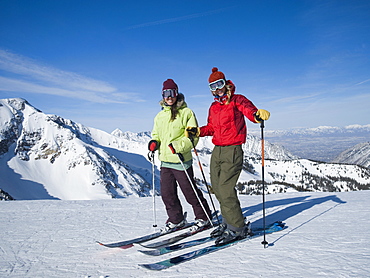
[244,134,298,160]
[332,142,370,168]
[111,128,151,143]
[0,98,152,200]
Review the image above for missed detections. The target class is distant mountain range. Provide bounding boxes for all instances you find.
[1,98,369,200]
[247,125,370,162]
[331,142,370,168]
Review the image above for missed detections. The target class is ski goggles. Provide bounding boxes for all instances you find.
[162,89,178,98]
[209,79,226,91]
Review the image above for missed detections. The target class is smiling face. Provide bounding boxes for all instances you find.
[213,86,227,96]
[164,95,177,106]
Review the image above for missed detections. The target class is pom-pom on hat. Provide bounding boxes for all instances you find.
[162,79,178,91]
[208,67,226,83]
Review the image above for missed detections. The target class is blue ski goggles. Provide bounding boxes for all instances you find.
[209,79,226,91]
[162,89,178,98]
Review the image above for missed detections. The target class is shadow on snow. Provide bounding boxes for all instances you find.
[241,194,346,245]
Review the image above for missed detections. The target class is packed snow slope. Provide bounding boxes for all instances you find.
[0,190,369,277]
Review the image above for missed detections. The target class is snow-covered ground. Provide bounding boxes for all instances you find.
[1,190,369,277]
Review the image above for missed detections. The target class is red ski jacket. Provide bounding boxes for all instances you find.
[200,81,258,146]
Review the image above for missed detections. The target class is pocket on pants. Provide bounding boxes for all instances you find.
[232,145,243,165]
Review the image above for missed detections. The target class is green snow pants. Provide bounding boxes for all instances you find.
[210,145,245,231]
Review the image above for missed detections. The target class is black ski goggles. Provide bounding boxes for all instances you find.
[209,79,226,91]
[162,89,178,98]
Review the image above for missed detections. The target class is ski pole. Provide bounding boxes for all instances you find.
[259,119,268,248]
[187,135,220,226]
[148,151,157,228]
[168,144,214,227]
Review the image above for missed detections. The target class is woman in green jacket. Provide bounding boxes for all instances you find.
[149,79,212,233]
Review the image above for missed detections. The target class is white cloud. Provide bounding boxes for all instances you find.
[126,7,234,29]
[0,76,125,103]
[354,78,370,86]
[0,49,145,103]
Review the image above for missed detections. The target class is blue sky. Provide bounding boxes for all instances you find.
[1,0,369,133]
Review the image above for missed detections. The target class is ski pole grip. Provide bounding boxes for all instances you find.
[168,143,176,154]
[168,144,185,162]
[255,114,265,128]
[178,153,185,162]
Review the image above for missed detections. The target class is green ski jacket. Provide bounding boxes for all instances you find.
[151,96,198,163]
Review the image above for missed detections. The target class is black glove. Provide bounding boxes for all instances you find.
[148,140,159,152]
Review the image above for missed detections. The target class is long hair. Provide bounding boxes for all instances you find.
[169,93,184,121]
[225,84,232,105]
[159,93,185,121]
[224,80,236,105]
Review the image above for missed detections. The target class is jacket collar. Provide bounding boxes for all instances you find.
[213,80,235,105]
[159,93,186,110]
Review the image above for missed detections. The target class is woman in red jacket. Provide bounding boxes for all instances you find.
[188,67,270,245]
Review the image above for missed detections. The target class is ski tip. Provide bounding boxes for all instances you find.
[119,243,134,249]
[139,263,169,271]
[272,221,285,228]
[138,249,160,256]
[96,241,133,249]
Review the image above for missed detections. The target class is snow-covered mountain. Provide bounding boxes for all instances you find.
[331,142,370,168]
[0,98,153,200]
[1,98,369,200]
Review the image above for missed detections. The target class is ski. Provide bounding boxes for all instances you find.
[139,234,213,256]
[96,223,192,249]
[139,221,282,256]
[139,223,212,249]
[97,211,219,249]
[139,221,286,270]
[138,210,220,249]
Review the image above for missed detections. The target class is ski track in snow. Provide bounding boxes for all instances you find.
[0,191,369,277]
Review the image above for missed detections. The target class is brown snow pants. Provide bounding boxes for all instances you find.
[160,166,211,224]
